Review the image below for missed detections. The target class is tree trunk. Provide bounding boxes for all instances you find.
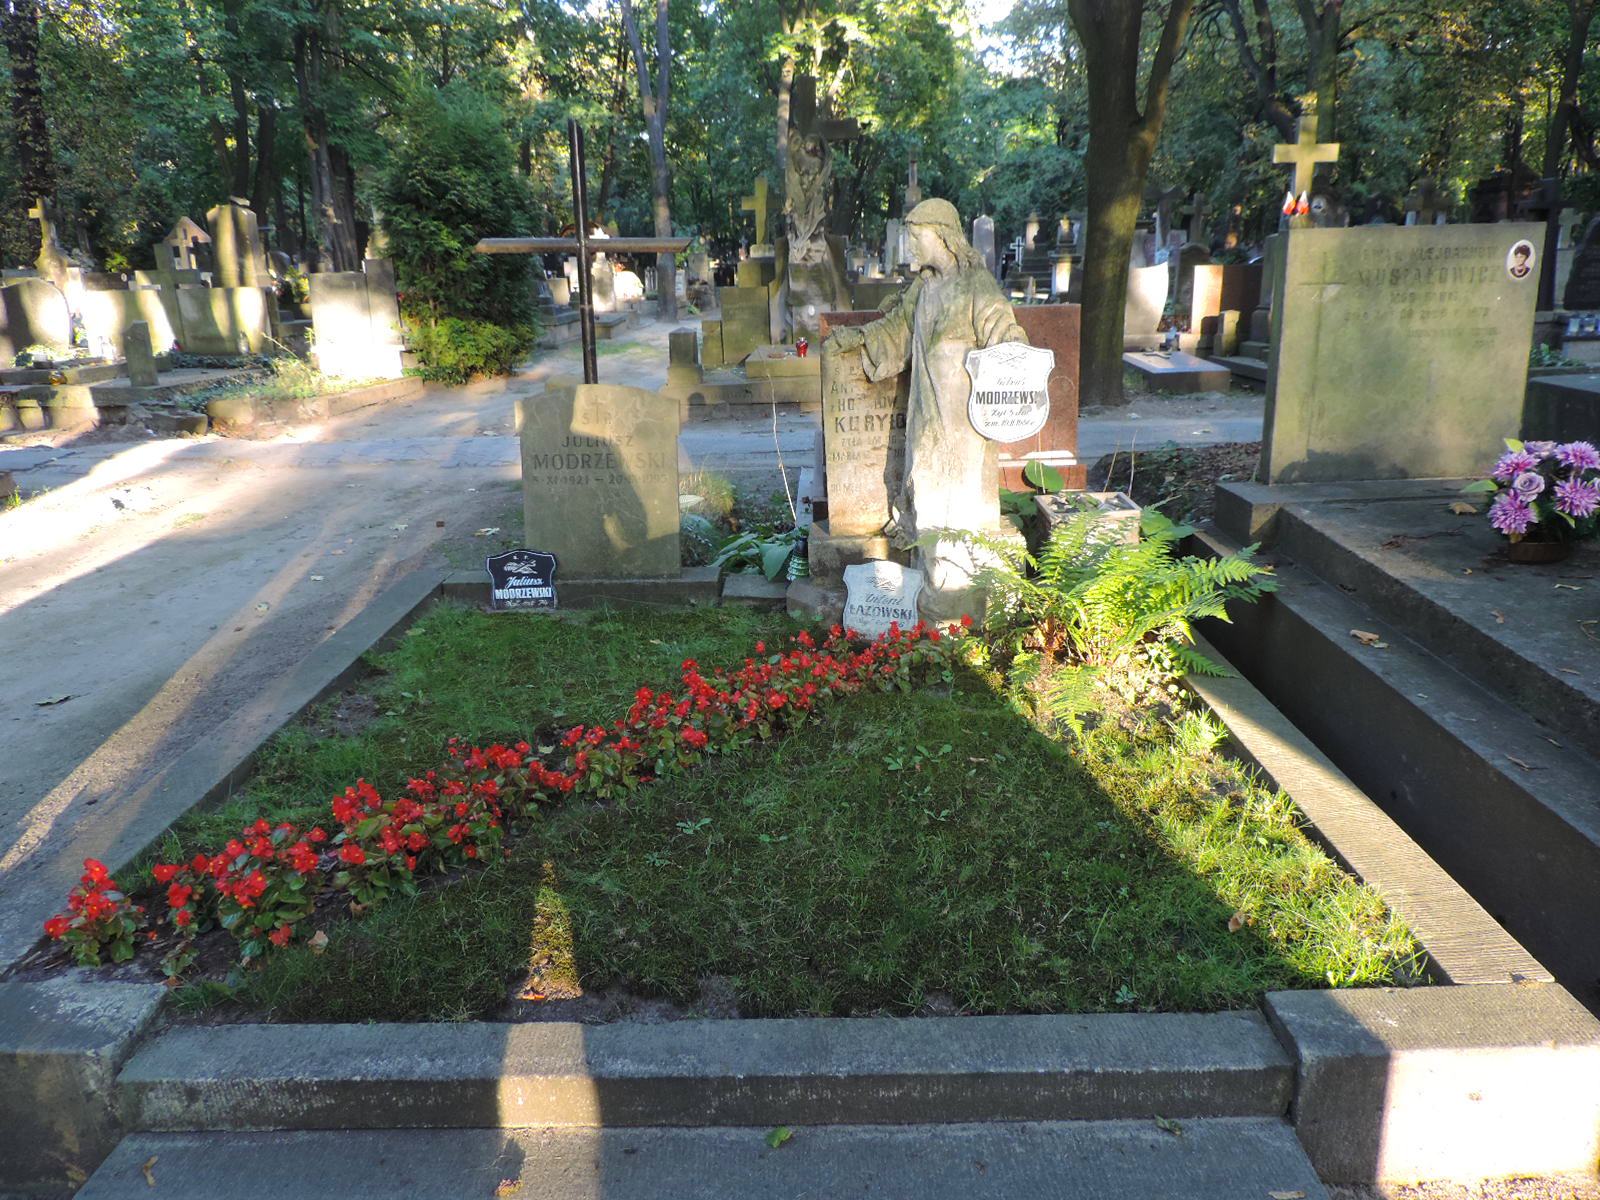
[620,0,677,321]
[3,0,56,206]
[293,9,359,271]
[1544,0,1597,178]
[775,55,795,183]
[251,103,278,217]
[1067,0,1194,407]
[1305,0,1342,140]
[593,23,631,220]
[223,0,253,196]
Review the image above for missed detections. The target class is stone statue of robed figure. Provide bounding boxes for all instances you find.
[827,198,1026,617]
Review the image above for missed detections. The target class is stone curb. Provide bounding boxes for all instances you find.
[0,977,166,1198]
[77,1119,1331,1200]
[117,1011,1293,1132]
[1267,984,1600,1184]
[205,376,423,431]
[441,567,721,610]
[1184,634,1550,987]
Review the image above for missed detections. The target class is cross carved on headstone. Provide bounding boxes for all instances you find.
[1273,101,1340,214]
[741,176,772,247]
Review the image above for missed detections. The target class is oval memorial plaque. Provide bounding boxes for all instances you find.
[964,342,1055,443]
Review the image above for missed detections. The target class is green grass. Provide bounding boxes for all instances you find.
[154,604,1420,1022]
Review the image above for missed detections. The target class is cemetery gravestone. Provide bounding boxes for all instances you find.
[206,201,269,289]
[1123,264,1170,349]
[0,279,72,362]
[816,311,907,544]
[842,560,924,640]
[973,216,997,278]
[518,383,681,577]
[1263,223,1543,483]
[1563,218,1600,311]
[1009,304,1086,490]
[1189,263,1263,327]
[124,320,158,386]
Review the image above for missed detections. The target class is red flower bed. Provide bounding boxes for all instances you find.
[45,618,972,974]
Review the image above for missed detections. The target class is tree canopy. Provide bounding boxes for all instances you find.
[0,0,1593,272]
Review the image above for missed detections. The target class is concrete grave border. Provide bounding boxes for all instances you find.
[2,574,1598,1195]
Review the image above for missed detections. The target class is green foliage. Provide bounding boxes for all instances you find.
[712,524,803,580]
[965,508,1276,730]
[404,316,536,384]
[377,81,538,350]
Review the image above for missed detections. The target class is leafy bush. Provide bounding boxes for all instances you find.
[377,81,540,379]
[405,317,535,383]
[959,509,1275,729]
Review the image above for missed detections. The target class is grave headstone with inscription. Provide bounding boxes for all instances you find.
[1262,223,1542,483]
[842,560,924,640]
[1124,264,1170,350]
[517,383,681,577]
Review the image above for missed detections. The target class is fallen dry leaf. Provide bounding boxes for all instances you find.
[308,930,329,954]
[34,694,72,707]
[309,574,324,582]
[1228,911,1247,933]
[142,1155,158,1187]
[496,1179,520,1197]
[1447,502,1478,515]
[1350,630,1388,649]
[1491,609,1505,624]
[1554,583,1581,591]
[1154,1115,1183,1137]
[1268,1192,1307,1199]
[1506,754,1536,771]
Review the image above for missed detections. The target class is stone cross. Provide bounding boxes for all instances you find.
[27,196,70,292]
[1404,179,1448,226]
[1273,103,1340,213]
[477,120,688,383]
[903,156,922,213]
[790,74,860,148]
[1180,192,1207,245]
[740,176,772,248]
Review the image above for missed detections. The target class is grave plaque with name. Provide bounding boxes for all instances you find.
[1264,223,1542,483]
[518,383,681,577]
[842,560,924,639]
[486,549,559,610]
[965,342,1054,442]
[819,311,907,536]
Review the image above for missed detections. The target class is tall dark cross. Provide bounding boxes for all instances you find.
[1180,192,1207,245]
[789,75,860,151]
[476,120,688,384]
[1516,178,1569,313]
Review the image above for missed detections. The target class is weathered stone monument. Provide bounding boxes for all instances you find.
[518,383,681,577]
[124,320,158,387]
[206,200,269,290]
[972,215,997,278]
[1261,223,1542,483]
[159,218,212,273]
[0,278,72,363]
[1123,263,1170,350]
[824,199,1035,619]
[308,259,405,380]
[774,76,857,342]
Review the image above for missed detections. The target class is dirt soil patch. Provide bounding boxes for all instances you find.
[1089,441,1260,526]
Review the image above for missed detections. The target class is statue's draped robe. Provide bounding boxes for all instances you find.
[858,262,1025,539]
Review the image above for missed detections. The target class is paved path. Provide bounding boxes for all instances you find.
[0,317,1261,962]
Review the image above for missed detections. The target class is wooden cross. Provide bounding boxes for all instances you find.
[741,176,772,247]
[1274,103,1340,210]
[476,120,688,384]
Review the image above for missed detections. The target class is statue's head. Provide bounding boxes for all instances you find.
[905,198,982,274]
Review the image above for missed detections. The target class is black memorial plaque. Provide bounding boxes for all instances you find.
[486,549,559,611]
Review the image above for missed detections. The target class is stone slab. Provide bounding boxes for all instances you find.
[1266,984,1600,1184]
[720,572,790,608]
[1262,224,1542,483]
[518,385,681,578]
[807,522,900,578]
[1007,305,1084,489]
[80,1120,1328,1199]
[1524,371,1600,443]
[817,317,907,538]
[1197,523,1600,1010]
[1123,350,1231,393]
[1123,263,1170,349]
[0,978,167,1196]
[745,345,821,379]
[439,568,720,611]
[1185,635,1549,986]
[117,1011,1292,1131]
